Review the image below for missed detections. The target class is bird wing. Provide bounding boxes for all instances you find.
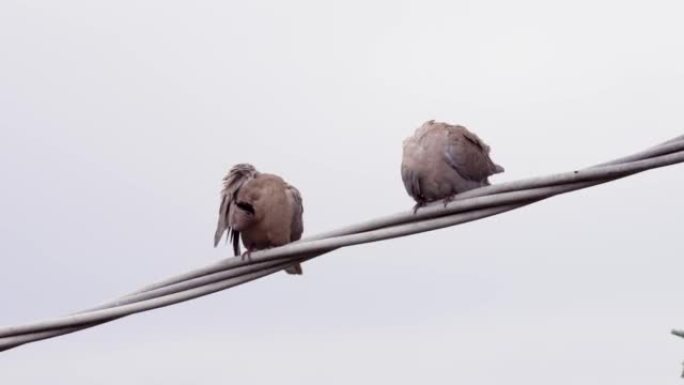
[213,163,259,250]
[443,126,504,182]
[401,162,423,201]
[286,184,304,242]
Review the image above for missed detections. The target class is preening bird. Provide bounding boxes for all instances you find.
[401,120,504,211]
[214,164,304,275]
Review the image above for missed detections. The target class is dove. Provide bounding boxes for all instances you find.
[401,120,504,211]
[214,163,304,275]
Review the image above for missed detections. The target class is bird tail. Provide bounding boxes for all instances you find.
[285,263,303,275]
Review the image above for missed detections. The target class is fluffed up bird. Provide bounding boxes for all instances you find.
[401,120,504,211]
[214,163,304,275]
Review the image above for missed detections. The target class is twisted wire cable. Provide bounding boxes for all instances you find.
[1,135,683,352]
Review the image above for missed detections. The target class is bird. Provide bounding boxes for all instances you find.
[401,120,504,212]
[214,163,304,275]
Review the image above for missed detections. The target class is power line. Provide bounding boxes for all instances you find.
[1,135,683,352]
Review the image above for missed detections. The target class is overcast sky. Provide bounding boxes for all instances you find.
[1,0,683,384]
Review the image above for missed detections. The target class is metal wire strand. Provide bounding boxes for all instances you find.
[1,135,683,352]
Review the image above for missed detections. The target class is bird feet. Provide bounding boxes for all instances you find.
[412,201,426,214]
[442,195,456,208]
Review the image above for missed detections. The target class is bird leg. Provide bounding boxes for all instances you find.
[241,246,255,261]
[412,201,426,214]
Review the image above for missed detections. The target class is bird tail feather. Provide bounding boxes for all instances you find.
[285,263,303,275]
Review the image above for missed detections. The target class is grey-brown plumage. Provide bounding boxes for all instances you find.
[214,163,304,275]
[401,120,504,209]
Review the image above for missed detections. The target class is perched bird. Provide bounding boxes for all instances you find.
[401,120,504,211]
[214,164,304,275]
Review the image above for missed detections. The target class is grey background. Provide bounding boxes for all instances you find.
[1,1,683,383]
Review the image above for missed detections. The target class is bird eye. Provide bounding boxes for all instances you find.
[236,201,255,215]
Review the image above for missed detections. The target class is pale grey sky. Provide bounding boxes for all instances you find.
[1,0,683,384]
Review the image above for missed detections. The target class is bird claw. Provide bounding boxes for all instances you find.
[442,195,455,208]
[412,201,425,214]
